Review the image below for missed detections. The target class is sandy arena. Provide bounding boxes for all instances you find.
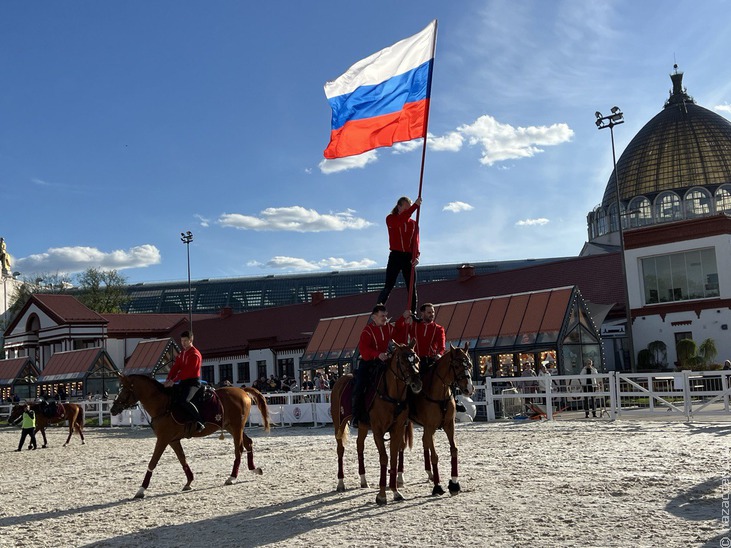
[0,418,727,548]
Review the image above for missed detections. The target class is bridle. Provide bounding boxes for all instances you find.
[379,343,422,404]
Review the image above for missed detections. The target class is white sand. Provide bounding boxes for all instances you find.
[0,418,728,548]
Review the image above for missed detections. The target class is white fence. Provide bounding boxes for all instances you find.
[3,371,730,427]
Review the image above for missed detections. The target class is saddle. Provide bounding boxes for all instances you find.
[170,385,224,428]
[342,368,387,424]
[43,402,64,420]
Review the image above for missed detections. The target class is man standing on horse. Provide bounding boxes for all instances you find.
[164,331,205,433]
[352,304,407,427]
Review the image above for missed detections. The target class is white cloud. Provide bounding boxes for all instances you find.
[16,244,161,274]
[715,104,731,114]
[516,218,550,226]
[443,201,474,213]
[218,206,373,232]
[318,150,379,174]
[429,131,464,152]
[194,214,210,228]
[458,115,574,166]
[392,140,422,154]
[258,256,377,271]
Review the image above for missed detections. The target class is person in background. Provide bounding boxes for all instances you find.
[580,359,598,418]
[377,196,422,314]
[14,403,37,451]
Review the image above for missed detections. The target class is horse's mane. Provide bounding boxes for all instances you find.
[126,374,166,394]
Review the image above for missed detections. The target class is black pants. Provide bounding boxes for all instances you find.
[377,251,417,312]
[352,359,380,421]
[18,428,37,450]
[583,385,596,414]
[175,379,202,423]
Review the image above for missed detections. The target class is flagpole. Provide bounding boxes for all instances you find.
[407,19,437,314]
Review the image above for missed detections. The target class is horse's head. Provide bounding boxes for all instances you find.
[448,342,475,397]
[110,375,140,416]
[390,339,422,394]
[7,404,23,425]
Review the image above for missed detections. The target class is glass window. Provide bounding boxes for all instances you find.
[256,360,267,381]
[684,188,712,218]
[236,362,250,384]
[654,192,682,223]
[628,197,652,227]
[596,209,608,236]
[641,248,719,305]
[202,365,214,384]
[277,358,294,378]
[716,185,731,213]
[219,363,232,384]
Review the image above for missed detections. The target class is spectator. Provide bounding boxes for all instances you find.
[581,359,598,418]
[14,404,37,451]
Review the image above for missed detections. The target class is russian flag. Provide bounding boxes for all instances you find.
[323,20,436,160]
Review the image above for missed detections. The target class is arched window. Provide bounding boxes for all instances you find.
[628,197,652,227]
[596,208,608,236]
[654,192,682,223]
[684,187,712,218]
[716,184,731,214]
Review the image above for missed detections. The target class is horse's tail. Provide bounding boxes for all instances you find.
[77,404,85,428]
[243,387,270,433]
[404,420,414,450]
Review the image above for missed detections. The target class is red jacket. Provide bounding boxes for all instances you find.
[358,322,407,361]
[386,202,419,256]
[408,320,446,359]
[167,346,202,382]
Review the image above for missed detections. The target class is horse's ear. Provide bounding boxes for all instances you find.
[450,342,456,350]
[462,342,469,352]
[408,339,416,350]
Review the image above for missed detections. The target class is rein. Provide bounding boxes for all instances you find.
[422,351,472,405]
[377,349,417,407]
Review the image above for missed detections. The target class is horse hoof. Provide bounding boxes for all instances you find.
[432,484,445,496]
[376,495,387,506]
[134,488,145,499]
[393,492,404,502]
[336,483,346,493]
[42,445,47,449]
[225,476,235,486]
[448,480,461,494]
[182,485,192,491]
[253,467,263,476]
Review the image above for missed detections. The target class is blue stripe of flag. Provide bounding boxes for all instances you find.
[327,60,433,131]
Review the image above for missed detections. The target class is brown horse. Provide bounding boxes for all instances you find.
[8,402,86,448]
[408,343,475,496]
[331,340,422,505]
[110,374,270,498]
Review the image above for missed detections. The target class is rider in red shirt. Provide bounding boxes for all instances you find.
[164,331,204,432]
[402,303,446,367]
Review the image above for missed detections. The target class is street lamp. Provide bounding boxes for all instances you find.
[595,107,635,371]
[180,231,194,330]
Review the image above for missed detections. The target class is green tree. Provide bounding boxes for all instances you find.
[76,268,129,313]
[698,338,718,367]
[676,338,697,370]
[647,340,668,369]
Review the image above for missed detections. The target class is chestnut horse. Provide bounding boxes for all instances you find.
[331,340,422,505]
[408,343,475,496]
[110,374,270,498]
[8,402,85,448]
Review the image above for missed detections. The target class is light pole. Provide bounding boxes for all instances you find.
[180,231,194,330]
[595,106,635,371]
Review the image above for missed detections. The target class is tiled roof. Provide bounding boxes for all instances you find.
[38,348,111,382]
[123,338,178,375]
[0,357,38,385]
[104,313,194,335]
[31,294,107,323]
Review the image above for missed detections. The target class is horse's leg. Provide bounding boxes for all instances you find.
[225,421,243,485]
[425,427,443,495]
[444,419,461,494]
[38,427,48,449]
[170,440,195,491]
[396,448,405,488]
[372,428,389,505]
[242,432,263,475]
[335,419,347,492]
[64,415,75,446]
[135,438,169,499]
[389,423,406,502]
[423,433,434,481]
[75,410,86,445]
[356,425,369,488]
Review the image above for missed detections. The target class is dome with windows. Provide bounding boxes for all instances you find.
[587,69,731,243]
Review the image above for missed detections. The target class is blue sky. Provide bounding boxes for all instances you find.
[2,0,731,285]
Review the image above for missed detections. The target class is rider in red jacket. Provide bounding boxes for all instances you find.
[164,331,204,433]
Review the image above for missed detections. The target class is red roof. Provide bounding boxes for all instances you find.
[123,338,178,375]
[38,348,116,382]
[0,357,39,385]
[26,294,107,324]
